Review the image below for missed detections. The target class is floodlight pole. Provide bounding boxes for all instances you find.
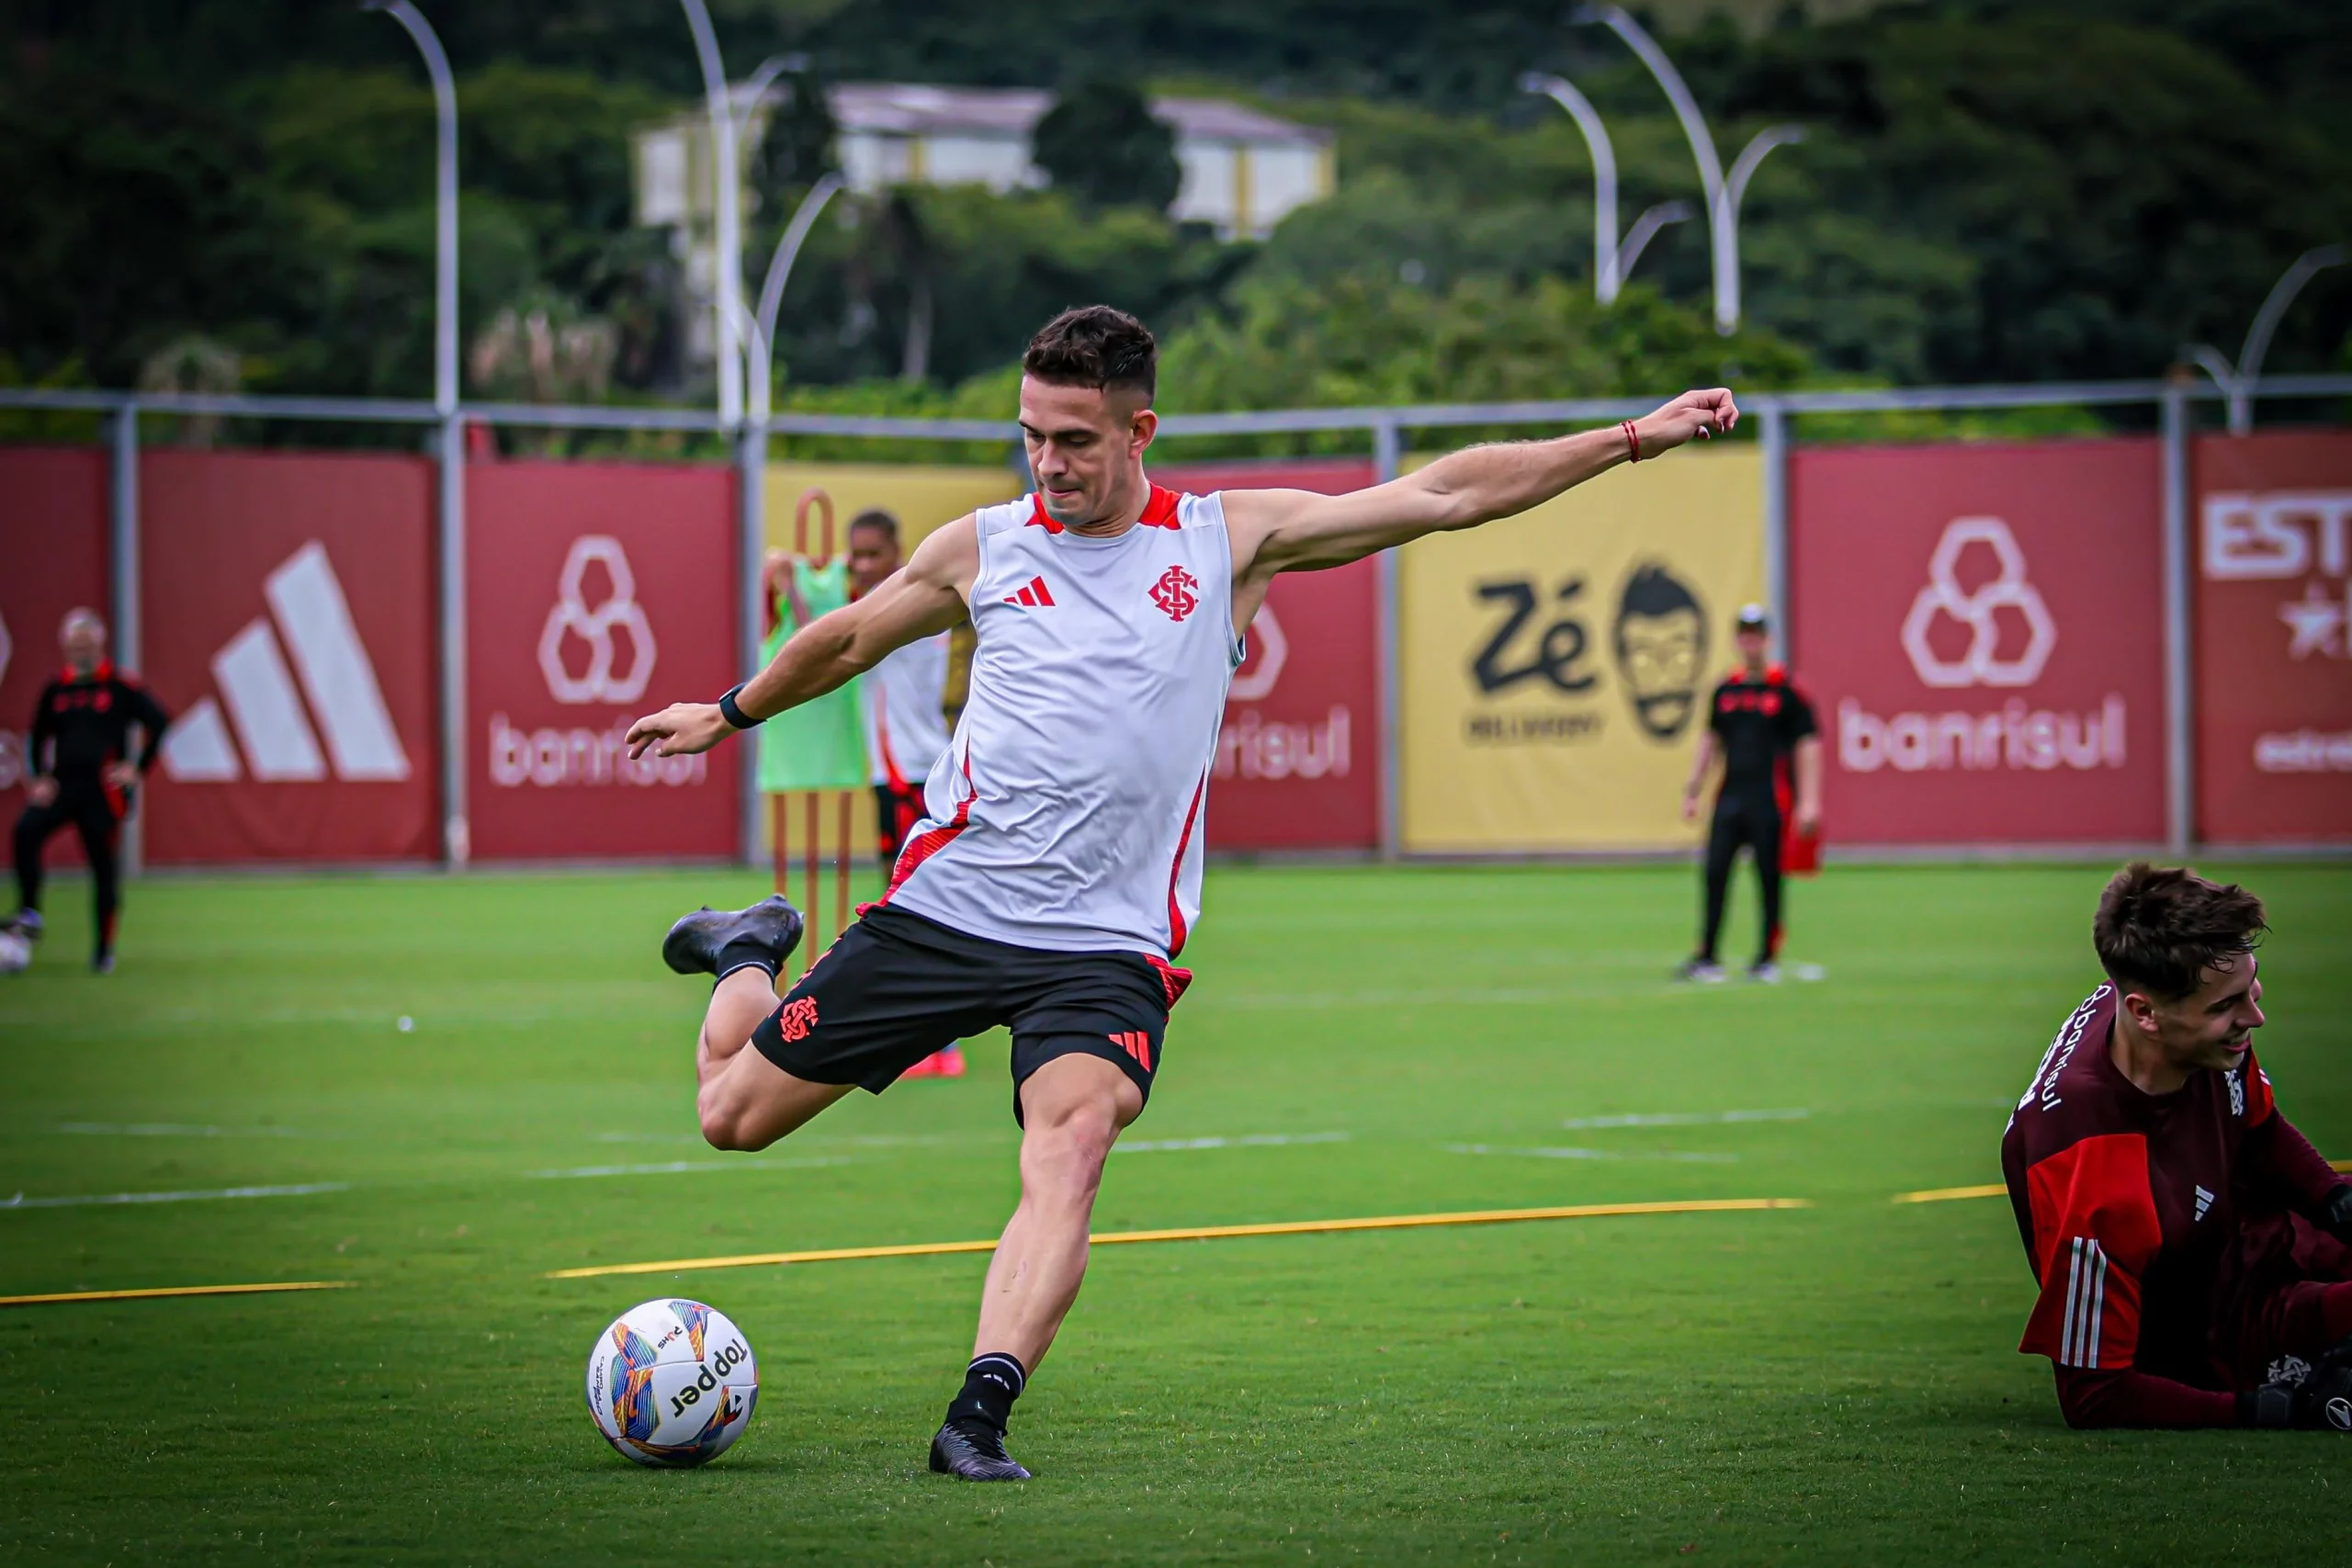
[1574,5,1801,334]
[1520,73,1621,302]
[2188,244,2348,435]
[680,0,744,429]
[365,0,468,864]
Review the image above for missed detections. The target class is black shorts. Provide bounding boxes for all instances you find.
[749,903,1191,1122]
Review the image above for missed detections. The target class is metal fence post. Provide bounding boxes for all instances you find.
[438,414,469,866]
[1373,415,1404,860]
[1758,400,1790,662]
[109,403,141,875]
[2159,387,2195,855]
[740,423,767,868]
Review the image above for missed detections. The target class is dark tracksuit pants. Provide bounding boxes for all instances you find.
[14,780,124,956]
[1699,788,1782,966]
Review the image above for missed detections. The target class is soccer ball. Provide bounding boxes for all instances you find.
[584,1298,758,1468]
[0,931,29,976]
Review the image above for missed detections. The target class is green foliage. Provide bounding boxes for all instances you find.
[1154,273,1812,456]
[1030,80,1183,214]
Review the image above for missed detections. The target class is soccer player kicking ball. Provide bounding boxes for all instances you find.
[628,305,1738,1480]
[2003,863,2352,1430]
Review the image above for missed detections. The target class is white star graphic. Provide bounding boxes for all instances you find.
[2278,582,2346,660]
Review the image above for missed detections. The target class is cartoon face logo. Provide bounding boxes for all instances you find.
[1611,563,1708,740]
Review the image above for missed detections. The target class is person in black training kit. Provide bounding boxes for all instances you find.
[8,608,171,973]
[1676,604,1819,983]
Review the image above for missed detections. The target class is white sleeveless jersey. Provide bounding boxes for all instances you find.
[882,485,1240,959]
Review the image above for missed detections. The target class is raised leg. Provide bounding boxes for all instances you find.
[695,967,852,1150]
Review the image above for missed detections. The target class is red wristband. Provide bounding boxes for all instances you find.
[1622,419,1642,463]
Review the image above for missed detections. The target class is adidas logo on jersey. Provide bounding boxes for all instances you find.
[2193,1184,2215,1221]
[1004,575,1056,608]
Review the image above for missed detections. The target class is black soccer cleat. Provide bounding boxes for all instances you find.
[928,1419,1031,1482]
[662,895,804,977]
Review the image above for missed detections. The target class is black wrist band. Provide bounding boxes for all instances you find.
[717,684,762,729]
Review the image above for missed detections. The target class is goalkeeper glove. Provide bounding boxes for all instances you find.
[2250,1338,2352,1431]
[2320,1183,2352,1244]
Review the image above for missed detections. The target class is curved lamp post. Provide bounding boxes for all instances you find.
[2185,245,2348,435]
[1520,73,1696,304]
[361,0,465,862]
[1572,5,1804,334]
[679,0,744,427]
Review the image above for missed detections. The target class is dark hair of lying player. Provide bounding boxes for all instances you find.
[2094,863,2267,1002]
[1023,305,1157,402]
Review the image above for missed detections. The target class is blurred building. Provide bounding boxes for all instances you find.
[633,82,1334,379]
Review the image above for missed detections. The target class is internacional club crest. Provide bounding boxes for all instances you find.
[1149,564,1200,624]
[541,536,657,704]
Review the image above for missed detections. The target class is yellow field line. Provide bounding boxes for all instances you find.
[548,1198,1812,1280]
[0,1280,352,1309]
[1894,1183,2007,1204]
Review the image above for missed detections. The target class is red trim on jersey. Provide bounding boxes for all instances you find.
[1138,484,1182,528]
[1025,486,1182,534]
[2018,1133,2161,1371]
[1163,768,1208,959]
[1146,954,1193,1008]
[2242,1047,2276,1127]
[873,750,975,907]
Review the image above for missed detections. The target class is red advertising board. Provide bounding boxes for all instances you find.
[0,448,111,863]
[1790,439,2167,844]
[2194,431,2352,842]
[141,450,438,863]
[466,459,739,861]
[1154,460,1382,851]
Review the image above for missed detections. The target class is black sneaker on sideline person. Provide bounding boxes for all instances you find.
[1674,957,1726,984]
[1747,960,1782,984]
[928,1418,1031,1481]
[662,895,804,978]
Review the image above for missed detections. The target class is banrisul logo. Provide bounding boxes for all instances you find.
[159,542,411,784]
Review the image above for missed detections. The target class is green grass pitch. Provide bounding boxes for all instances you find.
[2,859,2348,1565]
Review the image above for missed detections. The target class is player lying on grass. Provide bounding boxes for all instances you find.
[626,304,1738,1480]
[2004,863,2352,1431]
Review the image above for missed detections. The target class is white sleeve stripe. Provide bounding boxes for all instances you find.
[2058,1237,2110,1370]
[2060,1238,2086,1367]
[2086,1247,2108,1369]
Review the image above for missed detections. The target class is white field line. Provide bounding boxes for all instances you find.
[526,1156,853,1179]
[1204,987,1599,1010]
[55,1122,312,1139]
[1557,1109,1811,1130]
[1114,1132,1351,1155]
[1446,1145,1739,1164]
[2,1182,350,1210]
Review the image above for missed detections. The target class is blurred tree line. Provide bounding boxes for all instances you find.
[3,0,2347,432]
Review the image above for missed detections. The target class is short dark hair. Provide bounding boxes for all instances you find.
[1023,305,1157,401]
[1609,564,1702,649]
[2093,863,2267,1001]
[847,508,899,541]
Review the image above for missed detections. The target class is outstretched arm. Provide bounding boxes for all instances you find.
[1225,389,1739,598]
[626,517,978,760]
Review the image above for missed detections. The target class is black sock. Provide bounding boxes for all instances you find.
[945,1352,1025,1435]
[713,940,779,983]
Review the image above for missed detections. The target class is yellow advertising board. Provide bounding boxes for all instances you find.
[752,462,1017,860]
[762,460,1021,555]
[1399,446,1764,852]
